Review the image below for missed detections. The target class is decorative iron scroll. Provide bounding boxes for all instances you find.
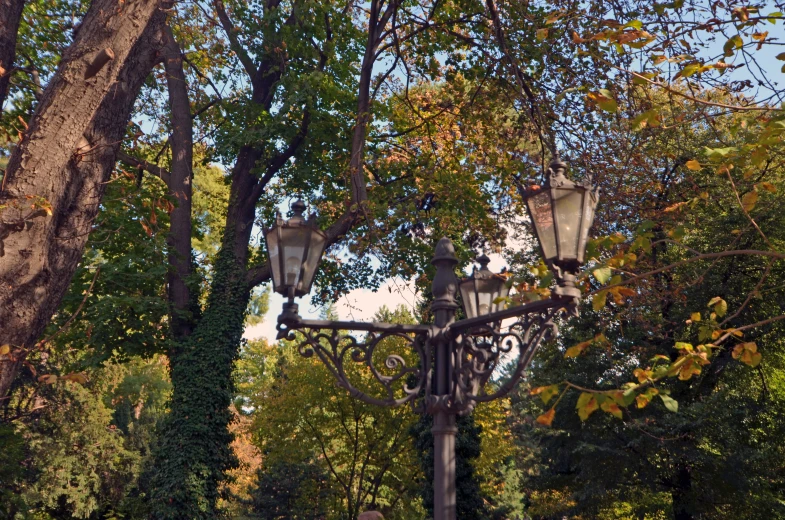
[277,323,431,409]
[277,305,561,416]
[444,307,561,414]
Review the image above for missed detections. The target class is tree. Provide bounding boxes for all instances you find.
[0,0,170,400]
[240,307,426,520]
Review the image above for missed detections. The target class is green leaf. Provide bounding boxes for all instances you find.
[592,266,612,284]
[659,394,679,413]
[592,291,608,311]
[679,63,701,77]
[723,35,743,56]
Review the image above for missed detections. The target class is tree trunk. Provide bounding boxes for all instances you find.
[0,0,25,108]
[146,147,261,519]
[671,463,694,520]
[0,0,167,400]
[161,24,194,339]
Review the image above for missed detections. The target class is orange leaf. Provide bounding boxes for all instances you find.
[536,408,556,427]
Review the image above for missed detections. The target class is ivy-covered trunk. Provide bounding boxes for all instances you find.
[147,242,250,518]
[147,141,263,518]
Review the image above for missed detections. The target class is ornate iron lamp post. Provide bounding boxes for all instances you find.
[266,158,598,520]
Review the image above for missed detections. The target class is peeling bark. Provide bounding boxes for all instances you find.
[0,1,168,400]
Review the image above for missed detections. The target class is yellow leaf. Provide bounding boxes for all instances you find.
[576,392,599,421]
[685,160,701,171]
[0,344,9,356]
[636,394,650,408]
[531,384,560,404]
[536,28,549,41]
[536,408,556,426]
[741,190,758,212]
[691,312,701,322]
[592,291,607,311]
[663,202,687,213]
[760,182,777,193]
[565,341,591,358]
[633,368,652,383]
[61,372,88,385]
[37,374,58,385]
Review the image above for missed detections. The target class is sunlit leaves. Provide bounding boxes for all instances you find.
[732,342,762,367]
[564,333,608,358]
[592,266,612,284]
[576,392,599,421]
[686,159,701,171]
[635,387,659,409]
[586,89,618,112]
[707,297,727,317]
[723,35,743,57]
[530,384,560,404]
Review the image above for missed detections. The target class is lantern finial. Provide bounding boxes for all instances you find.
[476,254,491,271]
[291,199,306,218]
[547,157,568,184]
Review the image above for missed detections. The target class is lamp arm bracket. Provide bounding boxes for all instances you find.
[447,296,572,335]
[279,323,432,411]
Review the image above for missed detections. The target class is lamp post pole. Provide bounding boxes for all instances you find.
[268,158,599,520]
[429,239,460,520]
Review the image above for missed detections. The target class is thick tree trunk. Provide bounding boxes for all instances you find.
[0,1,167,400]
[161,25,194,339]
[0,0,25,108]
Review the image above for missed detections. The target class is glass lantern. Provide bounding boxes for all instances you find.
[265,200,327,299]
[459,254,510,319]
[524,158,599,299]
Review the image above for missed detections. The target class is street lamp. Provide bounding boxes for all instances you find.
[269,158,598,520]
[459,254,509,320]
[523,157,598,300]
[265,199,327,322]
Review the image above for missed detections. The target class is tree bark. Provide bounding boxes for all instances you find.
[0,0,167,400]
[671,463,694,520]
[0,0,25,109]
[161,24,194,339]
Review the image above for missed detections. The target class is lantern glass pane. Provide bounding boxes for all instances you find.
[553,187,584,259]
[299,231,326,294]
[475,278,496,316]
[265,228,282,292]
[460,280,478,319]
[280,226,310,287]
[578,192,598,263]
[493,282,510,313]
[527,192,557,260]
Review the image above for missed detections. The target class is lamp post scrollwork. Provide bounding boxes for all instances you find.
[267,158,598,520]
